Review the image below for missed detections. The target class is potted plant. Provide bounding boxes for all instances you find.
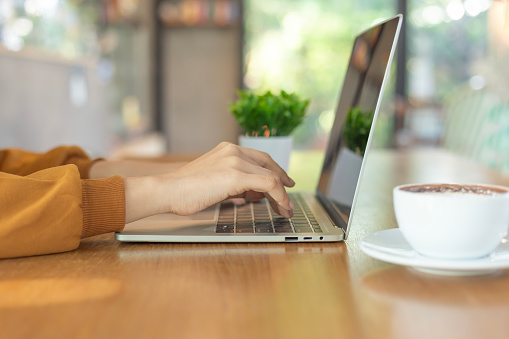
[343,106,374,156]
[229,90,309,170]
[329,106,374,207]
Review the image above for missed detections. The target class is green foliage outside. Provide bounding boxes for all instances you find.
[344,107,374,155]
[230,90,309,137]
[244,0,395,148]
[245,0,490,150]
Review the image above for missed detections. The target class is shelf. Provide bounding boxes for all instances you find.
[158,0,241,29]
[161,22,240,29]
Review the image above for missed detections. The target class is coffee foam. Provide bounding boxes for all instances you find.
[400,184,508,195]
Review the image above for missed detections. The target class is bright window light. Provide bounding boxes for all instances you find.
[446,1,465,21]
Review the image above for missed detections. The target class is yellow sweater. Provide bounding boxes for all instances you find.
[0,146,125,259]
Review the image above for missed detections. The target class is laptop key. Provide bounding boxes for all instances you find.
[294,228,311,233]
[274,223,291,228]
[274,226,293,233]
[292,220,306,223]
[274,223,292,228]
[217,223,234,227]
[216,226,235,232]
[292,222,309,226]
[274,229,293,233]
[216,227,234,232]
[217,221,235,225]
[293,225,311,230]
[255,228,274,233]
[216,227,234,233]
[294,225,311,229]
[236,228,254,233]
[254,221,272,227]
[219,204,234,211]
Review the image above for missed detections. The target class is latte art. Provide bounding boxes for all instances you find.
[400,184,507,195]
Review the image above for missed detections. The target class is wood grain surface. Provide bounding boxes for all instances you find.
[1,148,508,339]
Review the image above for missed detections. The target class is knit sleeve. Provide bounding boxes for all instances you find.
[0,165,125,259]
[0,146,102,179]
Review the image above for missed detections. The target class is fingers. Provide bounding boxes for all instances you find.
[237,146,295,188]
[243,191,265,202]
[265,194,294,219]
[234,172,294,218]
[216,142,295,188]
[230,192,265,202]
[218,143,295,217]
[230,160,293,209]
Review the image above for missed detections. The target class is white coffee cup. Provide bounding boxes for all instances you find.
[393,183,509,259]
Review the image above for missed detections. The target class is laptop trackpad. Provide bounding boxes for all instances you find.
[162,206,216,221]
[123,206,217,232]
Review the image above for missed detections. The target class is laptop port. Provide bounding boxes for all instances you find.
[284,237,298,242]
[304,237,312,240]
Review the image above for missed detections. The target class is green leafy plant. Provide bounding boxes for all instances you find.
[344,106,374,155]
[229,90,309,137]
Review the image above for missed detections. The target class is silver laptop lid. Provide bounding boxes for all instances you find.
[316,15,402,239]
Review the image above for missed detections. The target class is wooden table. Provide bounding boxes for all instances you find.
[1,148,509,339]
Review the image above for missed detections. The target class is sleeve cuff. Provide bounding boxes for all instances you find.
[81,175,126,238]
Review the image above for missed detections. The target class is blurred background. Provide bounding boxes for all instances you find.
[0,0,508,175]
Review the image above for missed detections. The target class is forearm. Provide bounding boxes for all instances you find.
[124,175,173,223]
[89,160,187,179]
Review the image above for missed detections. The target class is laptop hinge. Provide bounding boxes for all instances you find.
[316,190,348,235]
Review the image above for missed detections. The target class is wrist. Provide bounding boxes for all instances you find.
[124,175,169,223]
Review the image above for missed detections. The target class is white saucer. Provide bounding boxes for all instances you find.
[360,229,509,276]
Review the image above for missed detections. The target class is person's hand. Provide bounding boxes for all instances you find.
[124,142,295,223]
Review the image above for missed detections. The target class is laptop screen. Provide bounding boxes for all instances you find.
[316,15,401,237]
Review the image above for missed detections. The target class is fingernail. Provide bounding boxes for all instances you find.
[289,201,295,209]
[289,177,296,186]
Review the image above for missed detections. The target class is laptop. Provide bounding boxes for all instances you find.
[115,15,402,243]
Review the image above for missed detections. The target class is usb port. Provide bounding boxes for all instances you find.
[304,237,312,240]
[284,237,298,242]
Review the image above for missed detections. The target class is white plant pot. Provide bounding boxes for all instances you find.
[238,135,293,171]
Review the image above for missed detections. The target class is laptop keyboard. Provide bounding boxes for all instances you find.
[215,193,323,234]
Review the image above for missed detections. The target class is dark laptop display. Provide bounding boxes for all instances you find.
[317,17,401,235]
